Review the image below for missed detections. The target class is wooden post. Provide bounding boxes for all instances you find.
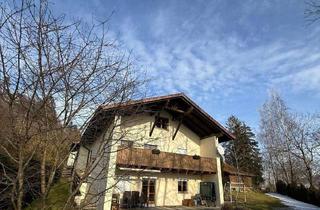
[149,112,160,137]
[230,182,232,203]
[172,117,182,140]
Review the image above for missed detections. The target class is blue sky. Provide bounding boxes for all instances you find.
[53,0,320,130]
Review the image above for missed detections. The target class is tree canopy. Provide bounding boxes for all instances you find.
[224,115,263,185]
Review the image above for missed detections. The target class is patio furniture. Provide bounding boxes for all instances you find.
[122,191,140,208]
[111,194,120,210]
[139,192,147,207]
[199,182,216,207]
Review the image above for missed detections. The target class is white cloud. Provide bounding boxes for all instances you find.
[115,5,320,105]
[273,66,320,93]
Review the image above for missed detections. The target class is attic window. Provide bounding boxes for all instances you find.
[120,140,134,148]
[155,117,169,129]
[144,144,158,150]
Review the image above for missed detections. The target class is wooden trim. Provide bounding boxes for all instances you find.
[172,117,182,140]
[200,133,223,140]
[172,106,193,140]
[149,112,160,137]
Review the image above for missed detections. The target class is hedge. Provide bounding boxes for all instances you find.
[276,180,320,207]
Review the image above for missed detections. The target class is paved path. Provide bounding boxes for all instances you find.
[266,193,320,210]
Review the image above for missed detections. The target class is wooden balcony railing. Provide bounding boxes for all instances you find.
[116,147,216,174]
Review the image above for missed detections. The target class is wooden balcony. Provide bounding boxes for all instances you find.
[116,147,216,174]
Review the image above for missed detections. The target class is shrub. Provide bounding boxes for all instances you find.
[276,180,287,195]
[276,180,320,207]
[221,203,234,210]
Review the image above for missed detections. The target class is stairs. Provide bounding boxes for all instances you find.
[61,166,73,181]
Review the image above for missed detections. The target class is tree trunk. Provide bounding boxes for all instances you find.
[41,145,47,209]
[17,147,24,210]
[41,146,47,194]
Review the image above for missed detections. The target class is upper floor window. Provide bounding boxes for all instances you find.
[155,117,169,129]
[120,140,134,148]
[144,144,158,150]
[178,179,188,192]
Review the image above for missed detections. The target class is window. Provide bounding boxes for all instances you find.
[144,144,158,150]
[178,179,188,192]
[155,117,169,129]
[177,148,187,155]
[120,140,134,148]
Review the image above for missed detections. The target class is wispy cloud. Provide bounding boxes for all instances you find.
[52,0,320,125]
[117,10,320,105]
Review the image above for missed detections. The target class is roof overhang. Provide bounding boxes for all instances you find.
[81,93,235,144]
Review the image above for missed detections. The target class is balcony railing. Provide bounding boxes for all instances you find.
[116,147,216,174]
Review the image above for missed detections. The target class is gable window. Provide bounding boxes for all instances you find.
[120,140,134,148]
[177,148,187,155]
[155,117,169,129]
[144,144,158,150]
[178,179,188,192]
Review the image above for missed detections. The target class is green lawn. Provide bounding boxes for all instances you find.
[24,179,71,210]
[24,182,284,210]
[225,191,286,210]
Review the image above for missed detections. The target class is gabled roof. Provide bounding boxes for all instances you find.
[82,93,235,143]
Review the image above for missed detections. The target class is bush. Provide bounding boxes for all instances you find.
[221,203,234,210]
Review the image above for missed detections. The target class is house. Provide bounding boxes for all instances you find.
[223,163,255,190]
[72,93,235,210]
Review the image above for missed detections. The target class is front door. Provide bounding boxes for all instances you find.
[142,178,156,206]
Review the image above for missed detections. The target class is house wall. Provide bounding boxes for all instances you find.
[115,170,202,206]
[73,119,115,210]
[200,136,224,206]
[120,111,201,155]
[74,146,90,174]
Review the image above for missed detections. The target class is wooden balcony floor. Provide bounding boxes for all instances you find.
[116,147,217,175]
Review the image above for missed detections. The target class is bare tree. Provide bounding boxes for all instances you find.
[259,91,298,185]
[0,0,145,209]
[259,91,320,190]
[288,114,320,189]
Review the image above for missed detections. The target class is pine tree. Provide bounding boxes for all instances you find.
[224,115,263,185]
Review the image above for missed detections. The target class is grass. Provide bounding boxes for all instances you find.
[23,182,284,210]
[24,179,70,210]
[226,190,286,210]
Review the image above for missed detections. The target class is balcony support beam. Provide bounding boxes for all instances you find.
[149,100,170,137]
[172,117,183,140]
[172,106,193,140]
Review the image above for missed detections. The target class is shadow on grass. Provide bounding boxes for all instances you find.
[24,179,71,210]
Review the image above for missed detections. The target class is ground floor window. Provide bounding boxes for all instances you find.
[178,179,188,192]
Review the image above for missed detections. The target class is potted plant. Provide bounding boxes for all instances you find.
[152,148,161,154]
[192,155,200,160]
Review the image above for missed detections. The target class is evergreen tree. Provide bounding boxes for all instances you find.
[224,115,263,185]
